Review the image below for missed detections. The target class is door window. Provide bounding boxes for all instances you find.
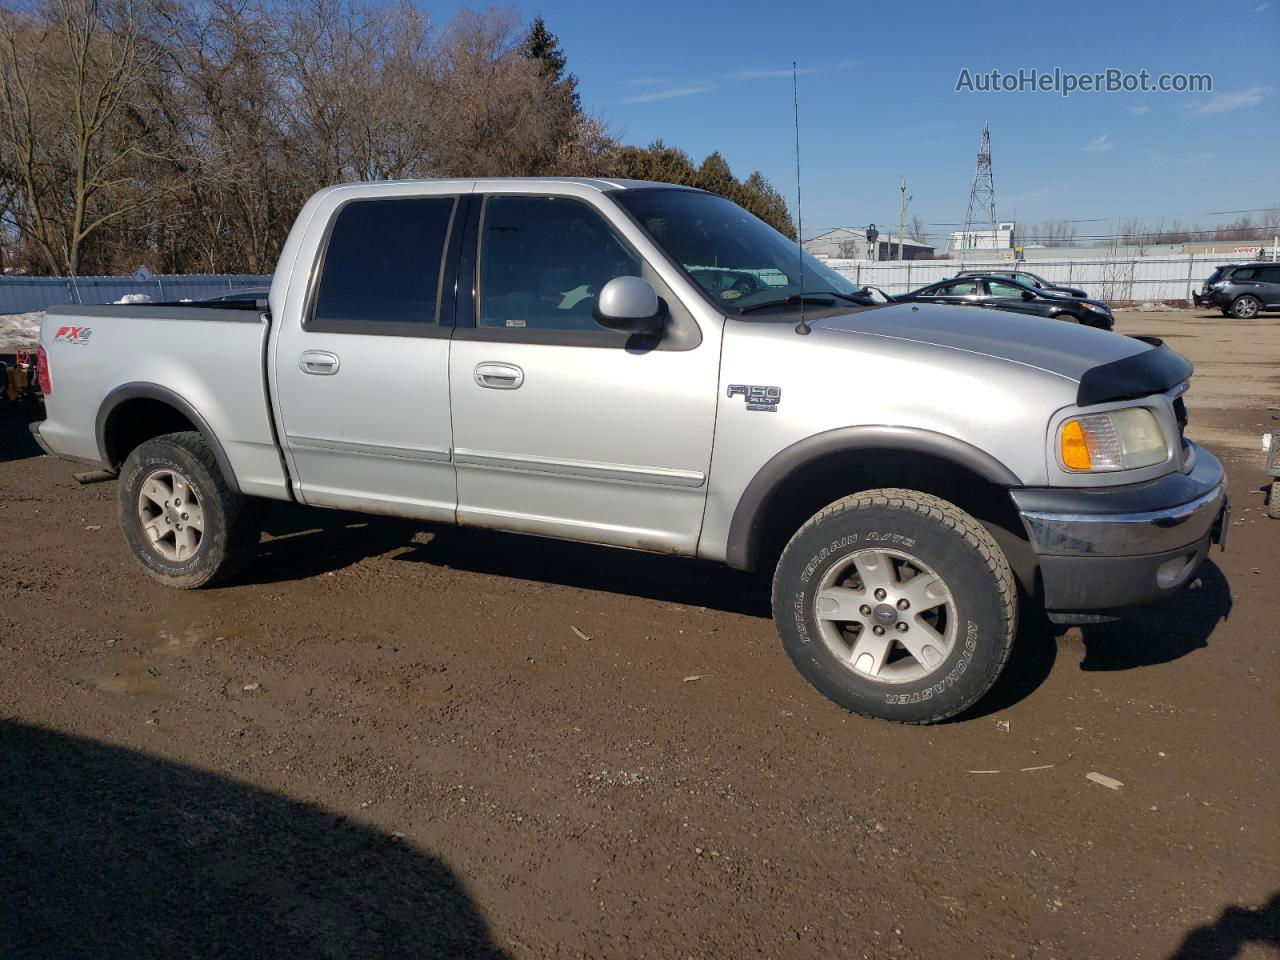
[935,280,979,296]
[478,196,642,332]
[1232,267,1259,281]
[310,196,456,335]
[986,280,1026,297]
[1258,266,1280,283]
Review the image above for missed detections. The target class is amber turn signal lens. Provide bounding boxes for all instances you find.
[1060,419,1091,470]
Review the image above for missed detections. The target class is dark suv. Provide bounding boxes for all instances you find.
[1193,262,1280,318]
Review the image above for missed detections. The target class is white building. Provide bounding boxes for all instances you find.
[947,221,1016,253]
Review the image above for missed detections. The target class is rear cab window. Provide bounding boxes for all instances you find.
[309,196,457,336]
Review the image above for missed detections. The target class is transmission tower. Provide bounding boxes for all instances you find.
[961,121,996,250]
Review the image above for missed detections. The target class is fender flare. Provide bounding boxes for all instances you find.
[95,382,241,496]
[724,425,1021,570]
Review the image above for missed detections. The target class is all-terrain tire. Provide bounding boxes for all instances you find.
[117,431,262,588]
[772,488,1016,724]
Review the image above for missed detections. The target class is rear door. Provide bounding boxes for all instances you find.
[446,190,718,555]
[272,190,463,520]
[1258,265,1280,306]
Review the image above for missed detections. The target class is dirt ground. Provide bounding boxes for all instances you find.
[2,307,1277,959]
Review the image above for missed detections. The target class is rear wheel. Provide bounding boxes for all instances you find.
[117,431,262,588]
[1231,295,1261,319]
[772,489,1016,724]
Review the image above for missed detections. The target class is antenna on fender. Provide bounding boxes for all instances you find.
[792,62,811,336]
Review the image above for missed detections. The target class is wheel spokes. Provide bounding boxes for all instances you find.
[900,617,949,669]
[898,571,950,614]
[815,586,869,622]
[851,550,897,593]
[849,629,894,677]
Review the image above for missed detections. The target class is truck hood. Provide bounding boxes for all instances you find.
[812,302,1145,383]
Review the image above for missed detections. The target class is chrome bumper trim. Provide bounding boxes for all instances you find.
[1020,482,1225,557]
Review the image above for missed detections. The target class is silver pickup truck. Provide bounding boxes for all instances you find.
[31,177,1228,723]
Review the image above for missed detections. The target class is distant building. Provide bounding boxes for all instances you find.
[803,227,934,261]
[947,221,1016,253]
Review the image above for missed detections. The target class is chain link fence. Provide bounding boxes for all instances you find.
[0,274,270,315]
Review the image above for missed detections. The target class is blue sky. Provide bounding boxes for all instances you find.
[452,0,1280,245]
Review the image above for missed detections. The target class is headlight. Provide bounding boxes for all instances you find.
[1059,407,1168,471]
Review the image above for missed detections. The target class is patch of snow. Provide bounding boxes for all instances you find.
[0,311,43,352]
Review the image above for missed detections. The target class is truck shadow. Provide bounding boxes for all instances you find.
[932,559,1230,722]
[0,407,41,462]
[0,719,510,959]
[250,506,1231,713]
[251,503,772,618]
[1165,891,1280,959]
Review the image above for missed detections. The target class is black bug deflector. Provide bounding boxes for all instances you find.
[1076,338,1193,407]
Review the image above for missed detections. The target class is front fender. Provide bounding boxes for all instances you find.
[722,425,1020,570]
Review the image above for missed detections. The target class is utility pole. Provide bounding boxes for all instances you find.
[897,178,907,261]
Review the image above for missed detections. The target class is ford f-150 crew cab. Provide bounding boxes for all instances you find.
[31,177,1229,723]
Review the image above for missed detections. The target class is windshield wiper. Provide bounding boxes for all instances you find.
[739,292,837,315]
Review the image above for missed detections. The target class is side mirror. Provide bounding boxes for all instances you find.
[1021,290,1036,301]
[594,276,664,335]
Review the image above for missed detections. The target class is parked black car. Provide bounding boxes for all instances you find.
[1192,262,1280,318]
[894,276,1114,329]
[954,268,1088,299]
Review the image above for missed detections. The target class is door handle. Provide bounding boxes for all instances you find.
[474,362,524,390]
[299,350,340,375]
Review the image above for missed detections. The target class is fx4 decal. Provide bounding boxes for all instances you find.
[53,326,92,344]
[727,384,781,412]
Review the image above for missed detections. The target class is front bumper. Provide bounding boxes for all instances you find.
[1011,444,1227,613]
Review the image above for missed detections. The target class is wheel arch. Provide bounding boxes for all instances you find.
[724,426,1035,589]
[96,382,241,496]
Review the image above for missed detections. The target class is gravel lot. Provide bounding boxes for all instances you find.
[2,307,1277,959]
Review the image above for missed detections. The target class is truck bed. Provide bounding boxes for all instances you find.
[37,303,290,500]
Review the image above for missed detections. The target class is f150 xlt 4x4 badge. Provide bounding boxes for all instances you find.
[727,384,781,412]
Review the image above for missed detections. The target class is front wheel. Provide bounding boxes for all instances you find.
[117,431,262,588]
[772,489,1017,724]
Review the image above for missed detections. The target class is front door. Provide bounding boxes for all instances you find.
[447,192,719,554]
[272,192,460,521]
[983,279,1044,316]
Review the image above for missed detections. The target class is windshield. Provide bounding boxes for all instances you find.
[611,189,861,313]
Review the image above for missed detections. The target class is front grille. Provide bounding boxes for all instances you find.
[1173,395,1188,445]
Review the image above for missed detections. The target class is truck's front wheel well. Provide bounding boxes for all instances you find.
[748,449,1036,594]
[101,398,198,470]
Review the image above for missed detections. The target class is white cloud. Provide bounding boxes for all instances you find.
[1257,2,1271,11]
[623,60,858,105]
[1083,134,1114,153]
[1189,86,1272,114]
[1127,104,1150,115]
[623,85,713,104]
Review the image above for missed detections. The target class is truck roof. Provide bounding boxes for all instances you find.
[319,176,703,195]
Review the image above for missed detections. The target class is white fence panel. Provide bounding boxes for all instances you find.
[825,253,1242,303]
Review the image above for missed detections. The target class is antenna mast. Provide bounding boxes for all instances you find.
[961,121,997,251]
[792,62,810,335]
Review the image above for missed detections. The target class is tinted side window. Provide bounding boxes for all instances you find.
[1232,267,1258,281]
[479,195,641,332]
[311,197,455,333]
[1258,266,1280,283]
[987,281,1025,297]
[937,281,979,296]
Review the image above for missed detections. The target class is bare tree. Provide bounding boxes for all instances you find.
[908,213,928,244]
[0,0,199,273]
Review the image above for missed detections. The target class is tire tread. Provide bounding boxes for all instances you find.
[773,487,1017,724]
